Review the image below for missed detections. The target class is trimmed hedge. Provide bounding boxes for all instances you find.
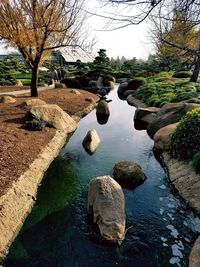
[169,108,200,160]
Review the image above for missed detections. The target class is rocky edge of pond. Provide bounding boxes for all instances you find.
[0,94,98,260]
[127,94,200,267]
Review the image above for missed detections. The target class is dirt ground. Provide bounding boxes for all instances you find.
[0,87,99,197]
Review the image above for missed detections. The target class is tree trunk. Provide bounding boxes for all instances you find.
[190,58,200,82]
[31,64,39,97]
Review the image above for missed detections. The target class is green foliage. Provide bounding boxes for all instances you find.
[24,119,46,131]
[169,108,200,160]
[173,71,192,78]
[192,151,200,173]
[134,72,200,107]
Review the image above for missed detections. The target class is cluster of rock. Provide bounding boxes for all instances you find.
[61,75,115,95]
[82,120,146,243]
[87,160,146,243]
[133,102,200,151]
[117,78,145,100]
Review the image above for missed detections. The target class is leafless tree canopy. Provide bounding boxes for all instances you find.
[97,0,200,29]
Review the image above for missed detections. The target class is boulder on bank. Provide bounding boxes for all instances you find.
[189,236,200,267]
[28,104,77,132]
[0,96,16,103]
[113,161,146,189]
[88,175,125,242]
[117,82,128,96]
[20,99,46,109]
[154,123,178,151]
[127,95,147,108]
[82,129,100,153]
[147,103,200,138]
[134,107,159,129]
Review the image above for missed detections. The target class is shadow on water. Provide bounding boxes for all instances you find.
[4,86,200,267]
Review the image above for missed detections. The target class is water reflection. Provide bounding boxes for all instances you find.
[96,112,110,125]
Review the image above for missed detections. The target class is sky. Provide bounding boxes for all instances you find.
[87,0,154,60]
[0,0,154,61]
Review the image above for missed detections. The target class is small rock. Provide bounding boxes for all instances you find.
[113,161,146,189]
[82,129,100,153]
[70,89,81,95]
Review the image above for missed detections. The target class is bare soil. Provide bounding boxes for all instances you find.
[0,87,99,197]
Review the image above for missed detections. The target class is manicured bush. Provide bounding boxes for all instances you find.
[192,151,200,173]
[173,71,191,78]
[169,108,200,160]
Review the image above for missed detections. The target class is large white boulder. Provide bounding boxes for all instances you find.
[189,236,200,267]
[29,104,77,132]
[82,129,100,153]
[88,175,125,242]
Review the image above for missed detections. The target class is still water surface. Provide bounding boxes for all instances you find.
[4,87,200,267]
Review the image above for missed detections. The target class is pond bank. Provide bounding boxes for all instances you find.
[127,94,200,266]
[0,93,98,260]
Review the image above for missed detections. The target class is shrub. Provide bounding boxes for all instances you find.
[192,151,200,173]
[169,108,200,160]
[173,71,191,78]
[24,119,46,131]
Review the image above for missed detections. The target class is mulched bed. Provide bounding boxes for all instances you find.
[0,87,99,197]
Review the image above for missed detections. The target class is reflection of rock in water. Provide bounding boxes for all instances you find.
[96,100,110,125]
[96,112,110,125]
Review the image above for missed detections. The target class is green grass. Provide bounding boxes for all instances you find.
[134,72,200,107]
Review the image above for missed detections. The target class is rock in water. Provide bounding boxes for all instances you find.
[82,129,100,153]
[113,161,146,189]
[88,175,125,242]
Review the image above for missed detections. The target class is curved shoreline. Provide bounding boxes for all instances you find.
[0,101,96,260]
[127,94,200,265]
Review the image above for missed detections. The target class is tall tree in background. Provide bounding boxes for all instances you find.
[0,0,87,96]
[154,10,199,71]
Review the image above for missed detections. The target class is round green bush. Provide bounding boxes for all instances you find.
[169,108,200,160]
[172,71,191,78]
[192,151,200,173]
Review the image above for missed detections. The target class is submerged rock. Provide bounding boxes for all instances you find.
[113,161,146,189]
[82,129,100,153]
[88,175,125,242]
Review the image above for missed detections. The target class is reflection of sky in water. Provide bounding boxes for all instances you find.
[4,87,200,267]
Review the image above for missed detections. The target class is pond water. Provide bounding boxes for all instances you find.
[4,87,200,267]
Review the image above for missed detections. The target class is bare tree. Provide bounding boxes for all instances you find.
[0,0,88,97]
[97,0,200,81]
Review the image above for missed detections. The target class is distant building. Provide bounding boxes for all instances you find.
[51,46,95,66]
[0,47,23,61]
[0,45,95,65]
